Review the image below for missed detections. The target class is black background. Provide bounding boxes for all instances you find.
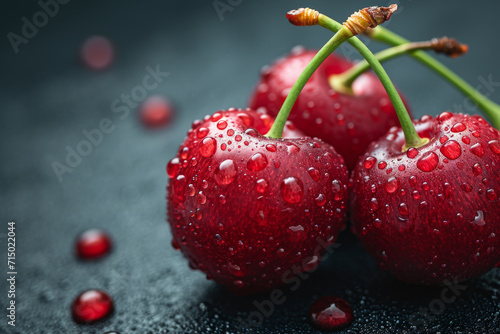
[1,0,500,333]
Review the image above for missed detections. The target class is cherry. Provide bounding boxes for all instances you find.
[309,296,353,330]
[81,35,114,71]
[75,229,112,260]
[166,7,396,293]
[351,112,500,284]
[249,48,404,170]
[139,96,174,129]
[167,108,348,293]
[71,289,113,323]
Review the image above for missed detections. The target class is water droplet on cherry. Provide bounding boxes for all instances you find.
[72,289,113,323]
[281,177,304,204]
[440,140,462,160]
[247,153,268,171]
[417,151,439,172]
[199,137,217,158]
[214,160,237,185]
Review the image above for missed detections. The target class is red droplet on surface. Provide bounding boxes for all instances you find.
[309,296,353,331]
[199,138,217,158]
[281,177,304,204]
[71,289,113,323]
[81,36,114,70]
[406,148,418,159]
[440,140,462,160]
[385,177,399,194]
[139,96,174,128]
[489,140,500,154]
[451,122,466,132]
[364,156,376,169]
[247,153,268,171]
[417,151,439,172]
[470,143,485,157]
[166,158,180,178]
[75,229,112,259]
[214,160,237,185]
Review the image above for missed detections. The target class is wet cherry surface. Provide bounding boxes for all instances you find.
[249,48,410,170]
[309,296,354,331]
[166,108,349,293]
[351,112,500,284]
[71,289,113,323]
[75,229,112,259]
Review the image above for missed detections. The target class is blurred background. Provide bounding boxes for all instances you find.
[1,0,500,333]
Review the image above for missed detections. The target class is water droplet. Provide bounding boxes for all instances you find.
[286,143,300,155]
[470,143,485,157]
[233,280,244,288]
[398,165,405,171]
[378,161,387,169]
[139,96,173,128]
[227,263,245,277]
[451,122,466,132]
[75,229,112,259]
[256,179,268,193]
[288,225,306,242]
[385,177,399,194]
[180,147,189,160]
[221,143,227,151]
[72,289,113,323]
[81,36,114,70]
[315,194,326,206]
[281,177,304,204]
[219,195,226,204]
[398,203,409,215]
[214,160,237,185]
[235,135,242,142]
[473,163,483,176]
[440,135,449,144]
[412,190,420,199]
[438,111,453,122]
[227,129,235,136]
[462,136,471,144]
[211,113,222,122]
[370,198,379,210]
[237,112,253,127]
[487,189,497,201]
[308,167,320,181]
[187,184,195,197]
[440,140,462,160]
[471,211,485,226]
[331,180,343,200]
[461,182,472,192]
[247,153,268,171]
[199,137,217,158]
[216,120,227,130]
[409,176,417,186]
[364,156,376,169]
[489,140,500,154]
[266,144,277,152]
[195,126,210,139]
[309,296,353,331]
[417,151,439,172]
[166,158,180,178]
[196,191,207,204]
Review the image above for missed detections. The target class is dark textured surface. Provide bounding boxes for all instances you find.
[1,0,500,333]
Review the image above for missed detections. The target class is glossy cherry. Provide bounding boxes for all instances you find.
[249,47,408,170]
[351,112,500,284]
[167,108,348,293]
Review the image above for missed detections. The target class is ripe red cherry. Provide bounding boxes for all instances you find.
[71,289,113,323]
[250,47,408,170]
[351,112,500,284]
[75,229,112,260]
[167,108,349,293]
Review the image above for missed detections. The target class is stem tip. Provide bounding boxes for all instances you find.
[287,8,320,26]
[344,4,398,35]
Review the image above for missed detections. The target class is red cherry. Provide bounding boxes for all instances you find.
[80,36,114,71]
[75,229,112,259]
[167,108,348,293]
[139,96,174,128]
[71,289,113,323]
[351,112,500,284]
[309,296,353,330]
[249,48,410,170]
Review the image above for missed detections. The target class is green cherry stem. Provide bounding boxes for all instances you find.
[265,28,352,138]
[267,5,398,139]
[330,37,468,95]
[320,16,500,129]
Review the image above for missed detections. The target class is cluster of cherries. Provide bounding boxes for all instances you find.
[166,5,500,330]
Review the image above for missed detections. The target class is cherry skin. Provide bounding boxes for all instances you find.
[167,108,349,294]
[351,112,500,284]
[249,47,410,170]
